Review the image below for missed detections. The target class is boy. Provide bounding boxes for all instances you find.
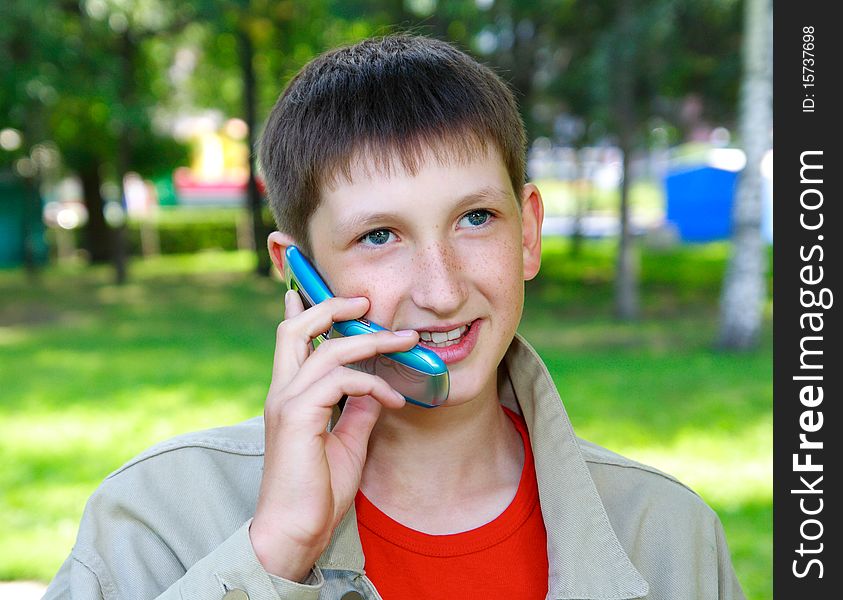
[45,35,744,599]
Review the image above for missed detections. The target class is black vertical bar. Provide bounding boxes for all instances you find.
[773,1,840,596]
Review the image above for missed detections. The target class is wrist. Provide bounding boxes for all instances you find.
[248,519,325,583]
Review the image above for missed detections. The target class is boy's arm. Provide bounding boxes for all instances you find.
[42,520,325,600]
[248,292,416,579]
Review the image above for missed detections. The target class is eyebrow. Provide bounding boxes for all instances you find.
[333,185,513,239]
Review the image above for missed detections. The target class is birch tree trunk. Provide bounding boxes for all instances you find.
[613,0,639,320]
[717,0,772,349]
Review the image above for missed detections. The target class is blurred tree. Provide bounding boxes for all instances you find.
[1,0,190,282]
[538,0,741,319]
[174,0,383,275]
[718,0,771,349]
[4,0,746,293]
[609,0,640,319]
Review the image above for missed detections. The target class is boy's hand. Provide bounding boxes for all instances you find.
[249,290,419,582]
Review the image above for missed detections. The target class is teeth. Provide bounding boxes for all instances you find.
[418,324,469,344]
[426,338,460,348]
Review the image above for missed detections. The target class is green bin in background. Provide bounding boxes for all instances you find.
[0,171,48,268]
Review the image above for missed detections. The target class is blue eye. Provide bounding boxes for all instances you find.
[359,229,394,246]
[460,209,492,228]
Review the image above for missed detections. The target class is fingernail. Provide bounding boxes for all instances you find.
[393,329,417,337]
[393,389,405,402]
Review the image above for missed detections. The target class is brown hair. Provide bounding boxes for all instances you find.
[258,34,526,254]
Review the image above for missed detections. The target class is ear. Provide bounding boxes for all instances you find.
[520,183,544,281]
[267,231,298,277]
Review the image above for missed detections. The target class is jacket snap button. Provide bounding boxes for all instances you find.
[340,592,364,600]
[222,590,249,600]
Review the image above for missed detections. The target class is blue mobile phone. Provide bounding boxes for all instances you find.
[283,245,449,408]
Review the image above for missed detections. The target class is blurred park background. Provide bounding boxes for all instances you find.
[1,0,772,598]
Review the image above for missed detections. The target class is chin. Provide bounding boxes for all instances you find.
[441,370,494,408]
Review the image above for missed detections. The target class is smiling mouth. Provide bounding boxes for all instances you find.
[416,321,474,348]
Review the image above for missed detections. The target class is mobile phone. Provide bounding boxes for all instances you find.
[283,245,449,408]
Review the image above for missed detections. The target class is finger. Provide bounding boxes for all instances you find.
[274,291,310,377]
[286,365,406,415]
[295,329,419,385]
[272,295,371,388]
[272,290,311,376]
[283,289,305,320]
[287,295,371,342]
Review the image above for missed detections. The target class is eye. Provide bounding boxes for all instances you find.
[459,209,493,228]
[358,229,395,246]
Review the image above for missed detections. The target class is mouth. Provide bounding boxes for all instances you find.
[416,321,473,348]
[411,319,481,365]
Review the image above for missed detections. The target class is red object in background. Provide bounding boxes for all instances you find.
[173,167,268,206]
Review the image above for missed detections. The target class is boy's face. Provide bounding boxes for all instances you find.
[270,145,543,407]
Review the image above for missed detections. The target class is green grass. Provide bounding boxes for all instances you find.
[0,243,771,597]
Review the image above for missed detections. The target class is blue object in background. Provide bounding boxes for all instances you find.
[665,166,739,242]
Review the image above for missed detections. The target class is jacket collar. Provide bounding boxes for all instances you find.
[319,333,649,599]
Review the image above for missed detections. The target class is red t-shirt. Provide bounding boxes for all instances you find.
[355,407,549,599]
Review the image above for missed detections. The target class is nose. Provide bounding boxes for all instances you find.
[410,241,469,316]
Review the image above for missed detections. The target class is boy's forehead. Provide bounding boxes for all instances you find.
[317,144,513,219]
[321,135,502,194]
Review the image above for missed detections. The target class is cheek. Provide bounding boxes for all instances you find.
[330,265,406,321]
[465,238,523,303]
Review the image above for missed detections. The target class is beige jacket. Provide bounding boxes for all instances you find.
[44,333,745,600]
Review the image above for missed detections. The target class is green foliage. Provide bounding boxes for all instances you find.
[2,0,745,166]
[0,244,770,598]
[44,211,242,257]
[127,221,239,254]
[42,208,283,257]
[179,0,381,119]
[1,0,192,176]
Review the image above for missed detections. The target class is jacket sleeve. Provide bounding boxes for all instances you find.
[41,438,327,600]
[43,554,103,599]
[713,516,745,600]
[43,520,325,600]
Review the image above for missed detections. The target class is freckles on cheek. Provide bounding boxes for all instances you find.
[326,267,370,299]
[493,239,525,306]
[335,271,402,316]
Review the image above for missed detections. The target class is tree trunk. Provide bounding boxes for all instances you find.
[113,28,135,286]
[79,163,111,263]
[717,0,772,349]
[615,143,639,319]
[570,152,586,258]
[613,0,639,320]
[238,27,271,277]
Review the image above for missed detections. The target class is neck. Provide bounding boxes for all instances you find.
[360,373,524,532]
